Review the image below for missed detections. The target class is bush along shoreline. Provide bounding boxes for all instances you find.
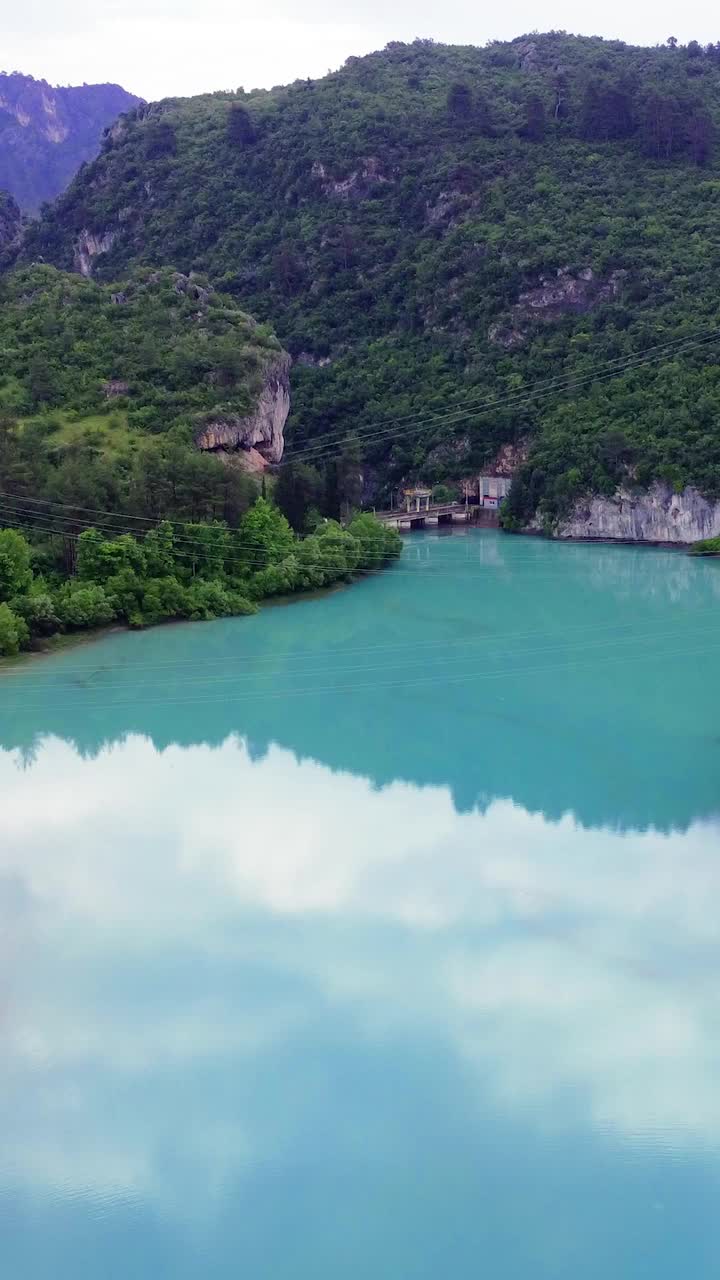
[689,536,720,556]
[0,500,401,658]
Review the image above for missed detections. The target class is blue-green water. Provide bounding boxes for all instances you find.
[1,529,720,1278]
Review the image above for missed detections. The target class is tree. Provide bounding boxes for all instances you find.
[642,92,679,159]
[687,110,713,166]
[521,94,546,142]
[145,121,177,159]
[237,497,294,571]
[76,529,146,584]
[27,354,56,407]
[227,104,257,146]
[55,583,116,629]
[347,513,401,568]
[273,242,305,294]
[182,521,230,578]
[274,462,323,532]
[0,529,32,600]
[581,81,634,141]
[447,82,474,120]
[0,601,29,655]
[667,36,678,50]
[324,437,363,521]
[143,521,176,577]
[475,92,493,135]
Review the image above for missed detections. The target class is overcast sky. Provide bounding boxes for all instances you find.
[5,1,719,100]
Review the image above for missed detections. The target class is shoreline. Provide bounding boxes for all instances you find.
[0,569,377,676]
[1,529,711,677]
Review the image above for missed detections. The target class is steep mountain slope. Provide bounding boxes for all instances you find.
[0,72,140,212]
[19,35,720,525]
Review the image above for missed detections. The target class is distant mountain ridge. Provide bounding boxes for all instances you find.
[0,71,140,212]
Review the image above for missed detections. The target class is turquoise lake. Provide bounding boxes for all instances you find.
[1,528,720,1277]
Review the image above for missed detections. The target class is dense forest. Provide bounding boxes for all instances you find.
[16,31,720,527]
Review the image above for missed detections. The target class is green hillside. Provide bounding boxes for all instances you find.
[20,32,720,523]
[0,263,284,524]
[0,265,400,657]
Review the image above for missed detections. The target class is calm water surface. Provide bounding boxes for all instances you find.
[1,530,720,1278]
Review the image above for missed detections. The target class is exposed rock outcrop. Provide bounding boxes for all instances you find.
[514,40,540,71]
[194,354,291,470]
[490,267,626,348]
[538,483,720,544]
[74,227,117,276]
[311,156,390,200]
[295,351,332,368]
[102,379,129,398]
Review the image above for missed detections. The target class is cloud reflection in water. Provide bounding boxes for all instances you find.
[1,730,720,1224]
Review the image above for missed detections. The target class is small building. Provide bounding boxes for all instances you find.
[478,475,512,509]
[403,486,432,513]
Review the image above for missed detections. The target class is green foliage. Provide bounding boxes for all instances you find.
[0,527,33,599]
[55,582,117,629]
[227,104,257,146]
[0,264,279,535]
[0,263,280,432]
[347,513,402,567]
[0,601,29,655]
[690,536,720,554]
[19,33,720,521]
[274,461,323,531]
[237,496,295,569]
[0,505,399,657]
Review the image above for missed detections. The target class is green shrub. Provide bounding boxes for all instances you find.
[55,583,117,629]
[0,602,30,655]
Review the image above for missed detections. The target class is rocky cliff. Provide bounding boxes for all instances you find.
[0,72,140,212]
[541,483,720,544]
[194,354,291,471]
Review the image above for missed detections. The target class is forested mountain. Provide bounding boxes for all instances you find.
[15,34,720,524]
[0,72,140,212]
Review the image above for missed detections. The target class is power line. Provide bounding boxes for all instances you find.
[2,324,717,559]
[0,490,406,556]
[283,325,720,462]
[1,499,713,583]
[9,603,711,685]
[3,638,716,717]
[0,505,563,580]
[281,330,720,469]
[1,324,716,583]
[0,500,404,577]
[5,619,715,705]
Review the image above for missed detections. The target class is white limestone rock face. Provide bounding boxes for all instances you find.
[545,483,720,544]
[74,228,117,276]
[194,354,291,470]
